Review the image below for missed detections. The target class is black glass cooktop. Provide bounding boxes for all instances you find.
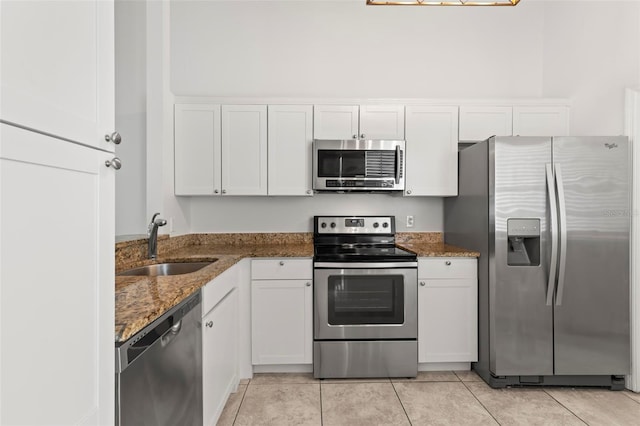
[314,245,417,262]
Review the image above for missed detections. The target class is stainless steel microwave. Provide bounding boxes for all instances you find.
[312,139,406,192]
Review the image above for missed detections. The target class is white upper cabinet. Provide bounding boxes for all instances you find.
[174,104,221,195]
[459,106,513,142]
[359,105,405,139]
[221,105,268,195]
[313,105,359,139]
[268,105,314,196]
[405,106,458,196]
[512,106,570,136]
[313,104,405,140]
[0,0,115,151]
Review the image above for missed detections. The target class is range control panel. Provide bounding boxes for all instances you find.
[315,216,395,234]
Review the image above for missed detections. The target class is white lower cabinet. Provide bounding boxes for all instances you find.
[251,259,313,365]
[418,257,478,363]
[202,267,239,426]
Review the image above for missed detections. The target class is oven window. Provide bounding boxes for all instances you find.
[317,150,366,177]
[327,275,404,325]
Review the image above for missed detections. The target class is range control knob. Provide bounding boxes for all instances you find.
[321,222,327,229]
[330,222,336,228]
[373,222,379,228]
[382,222,389,228]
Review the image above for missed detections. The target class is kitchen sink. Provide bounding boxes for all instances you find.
[117,261,216,277]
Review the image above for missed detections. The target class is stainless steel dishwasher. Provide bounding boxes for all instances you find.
[115,291,202,426]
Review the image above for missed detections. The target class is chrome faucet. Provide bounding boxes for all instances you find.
[148,213,167,259]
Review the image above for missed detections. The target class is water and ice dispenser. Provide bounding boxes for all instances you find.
[507,219,540,266]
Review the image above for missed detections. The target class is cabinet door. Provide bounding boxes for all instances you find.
[313,105,359,139]
[459,106,513,142]
[268,105,313,196]
[359,105,405,139]
[405,106,458,196]
[203,288,239,426]
[418,278,478,363]
[251,280,313,364]
[513,106,570,136]
[174,104,221,195]
[0,0,115,151]
[1,124,115,425]
[221,105,268,195]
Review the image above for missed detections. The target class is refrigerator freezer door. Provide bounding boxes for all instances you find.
[490,137,554,376]
[552,136,630,375]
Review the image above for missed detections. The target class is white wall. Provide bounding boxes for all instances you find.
[115,0,147,236]
[190,195,443,233]
[542,1,640,135]
[164,0,640,233]
[170,0,545,98]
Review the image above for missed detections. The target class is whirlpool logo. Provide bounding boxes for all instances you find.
[604,142,619,149]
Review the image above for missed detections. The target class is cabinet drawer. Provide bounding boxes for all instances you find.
[418,258,477,279]
[251,258,312,280]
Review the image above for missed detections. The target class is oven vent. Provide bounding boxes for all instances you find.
[365,151,401,178]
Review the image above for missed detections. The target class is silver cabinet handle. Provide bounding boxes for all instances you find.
[104,132,122,145]
[105,157,122,170]
[445,260,451,266]
[214,189,219,194]
[222,189,227,194]
[306,190,312,195]
[352,134,358,139]
[360,133,366,139]
[279,261,285,266]
[206,321,213,328]
[306,282,311,287]
[406,190,412,195]
[420,281,426,286]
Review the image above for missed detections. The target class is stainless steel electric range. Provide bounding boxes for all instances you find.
[313,216,418,379]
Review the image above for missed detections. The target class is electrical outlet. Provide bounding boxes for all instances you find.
[406,215,414,228]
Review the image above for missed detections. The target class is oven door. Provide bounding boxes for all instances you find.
[314,263,417,340]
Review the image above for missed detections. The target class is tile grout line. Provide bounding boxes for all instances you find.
[541,389,589,425]
[390,380,413,425]
[319,380,324,426]
[460,380,503,425]
[621,390,640,406]
[231,380,250,426]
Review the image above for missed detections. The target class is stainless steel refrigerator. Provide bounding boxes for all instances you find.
[445,136,630,389]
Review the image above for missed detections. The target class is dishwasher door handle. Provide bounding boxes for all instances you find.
[160,320,182,347]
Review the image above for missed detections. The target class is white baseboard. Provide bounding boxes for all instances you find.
[419,362,471,371]
[252,364,313,374]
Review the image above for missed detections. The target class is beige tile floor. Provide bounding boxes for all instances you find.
[216,371,640,425]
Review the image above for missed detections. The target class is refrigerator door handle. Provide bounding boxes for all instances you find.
[555,163,568,306]
[545,163,559,306]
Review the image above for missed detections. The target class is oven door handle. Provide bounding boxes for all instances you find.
[314,262,418,269]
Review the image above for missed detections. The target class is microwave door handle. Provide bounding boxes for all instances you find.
[395,145,401,184]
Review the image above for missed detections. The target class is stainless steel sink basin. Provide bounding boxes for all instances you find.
[118,261,215,277]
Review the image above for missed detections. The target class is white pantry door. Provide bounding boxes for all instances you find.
[0,0,115,152]
[0,124,115,425]
[0,0,116,423]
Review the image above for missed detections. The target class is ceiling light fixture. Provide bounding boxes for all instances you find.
[366,0,521,6]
